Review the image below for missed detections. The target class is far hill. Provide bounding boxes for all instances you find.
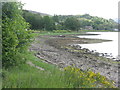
[22,10,118,31]
[23,10,51,16]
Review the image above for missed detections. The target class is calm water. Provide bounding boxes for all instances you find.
[77,32,119,60]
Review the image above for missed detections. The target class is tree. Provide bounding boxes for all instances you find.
[78,18,93,29]
[2,2,31,68]
[23,10,117,31]
[64,17,80,31]
[43,16,55,31]
[23,10,44,30]
[52,15,59,23]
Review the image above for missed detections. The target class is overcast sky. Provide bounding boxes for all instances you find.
[19,0,119,19]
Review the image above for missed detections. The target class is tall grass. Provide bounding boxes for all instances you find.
[2,64,65,88]
[2,52,65,88]
[2,52,116,88]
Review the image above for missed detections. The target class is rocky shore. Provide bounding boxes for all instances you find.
[29,34,119,87]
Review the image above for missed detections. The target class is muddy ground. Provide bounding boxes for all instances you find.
[29,34,119,87]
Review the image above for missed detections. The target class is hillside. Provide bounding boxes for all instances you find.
[23,10,51,16]
[23,10,118,30]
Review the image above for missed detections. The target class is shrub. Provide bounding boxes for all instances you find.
[2,2,32,68]
[64,66,115,88]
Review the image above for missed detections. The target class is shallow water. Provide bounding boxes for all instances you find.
[77,32,119,60]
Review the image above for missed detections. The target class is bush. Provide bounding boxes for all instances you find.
[64,66,115,88]
[2,2,32,68]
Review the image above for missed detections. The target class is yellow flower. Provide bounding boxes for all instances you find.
[76,69,80,72]
[102,81,109,85]
[101,77,106,80]
[91,85,95,87]
[79,75,82,78]
[64,67,67,70]
[87,78,90,81]
[97,72,100,76]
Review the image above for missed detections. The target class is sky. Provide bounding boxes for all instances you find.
[19,0,119,19]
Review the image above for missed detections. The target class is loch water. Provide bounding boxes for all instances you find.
[77,32,119,60]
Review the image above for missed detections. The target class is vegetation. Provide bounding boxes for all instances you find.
[1,1,118,89]
[2,52,64,88]
[23,10,55,30]
[64,17,80,32]
[2,52,115,88]
[53,30,71,33]
[2,2,32,68]
[23,10,118,31]
[64,66,115,88]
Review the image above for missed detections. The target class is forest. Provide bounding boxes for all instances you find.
[23,10,118,31]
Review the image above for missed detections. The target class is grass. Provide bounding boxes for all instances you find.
[30,29,116,36]
[2,31,117,88]
[2,51,116,88]
[80,30,116,32]
[26,52,58,71]
[38,31,81,36]
[2,65,65,88]
[2,52,65,88]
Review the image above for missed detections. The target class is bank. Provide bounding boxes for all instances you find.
[30,32,119,87]
[2,31,119,88]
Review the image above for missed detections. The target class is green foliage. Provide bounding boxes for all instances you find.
[23,11,56,31]
[53,14,117,30]
[23,10,117,31]
[78,18,93,28]
[91,17,117,30]
[64,66,115,88]
[2,57,116,88]
[2,52,65,88]
[23,10,44,30]
[42,16,55,31]
[52,15,59,23]
[2,50,116,88]
[2,64,65,88]
[64,17,80,31]
[2,2,32,68]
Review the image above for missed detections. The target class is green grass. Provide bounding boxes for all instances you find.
[2,51,116,88]
[26,52,58,71]
[38,31,81,36]
[2,65,65,88]
[80,30,116,32]
[2,52,65,88]
[2,31,117,88]
[30,29,116,36]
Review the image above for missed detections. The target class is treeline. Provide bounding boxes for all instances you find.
[23,10,117,31]
[2,2,32,68]
[23,10,55,30]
